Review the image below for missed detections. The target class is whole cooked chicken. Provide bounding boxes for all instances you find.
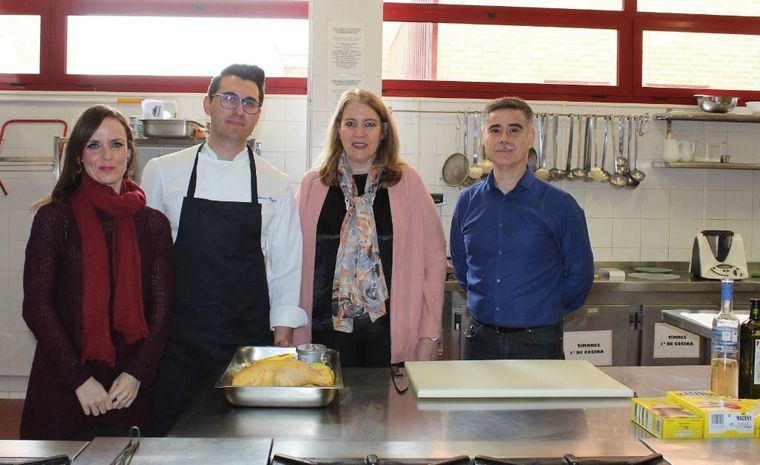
[232,354,335,387]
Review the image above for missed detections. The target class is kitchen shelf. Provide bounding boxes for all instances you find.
[653,111,760,123]
[652,161,760,170]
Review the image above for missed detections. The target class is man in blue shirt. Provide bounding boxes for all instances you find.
[450,97,594,360]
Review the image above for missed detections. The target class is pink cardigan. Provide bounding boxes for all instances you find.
[293,165,447,363]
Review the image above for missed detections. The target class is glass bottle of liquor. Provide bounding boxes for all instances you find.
[739,298,760,398]
[711,278,740,397]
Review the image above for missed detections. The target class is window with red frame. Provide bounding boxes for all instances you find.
[0,1,308,94]
[381,0,760,104]
[0,14,41,74]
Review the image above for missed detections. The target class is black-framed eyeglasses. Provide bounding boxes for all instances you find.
[211,92,262,115]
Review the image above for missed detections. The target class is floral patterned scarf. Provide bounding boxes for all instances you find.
[332,153,389,333]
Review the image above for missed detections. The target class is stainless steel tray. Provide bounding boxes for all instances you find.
[215,346,343,407]
[140,119,203,138]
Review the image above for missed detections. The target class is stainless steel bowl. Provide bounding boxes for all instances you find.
[695,95,738,113]
[215,346,343,407]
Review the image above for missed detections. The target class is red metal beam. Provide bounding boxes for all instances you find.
[3,1,760,102]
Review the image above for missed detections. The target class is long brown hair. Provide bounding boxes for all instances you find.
[34,105,136,211]
[316,89,404,187]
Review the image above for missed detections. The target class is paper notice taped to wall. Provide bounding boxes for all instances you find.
[328,21,364,75]
[653,323,700,359]
[564,330,612,366]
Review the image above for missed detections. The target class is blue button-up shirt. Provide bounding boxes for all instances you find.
[450,168,594,328]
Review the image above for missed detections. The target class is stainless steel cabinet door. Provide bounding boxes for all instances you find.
[563,305,640,366]
[640,304,711,366]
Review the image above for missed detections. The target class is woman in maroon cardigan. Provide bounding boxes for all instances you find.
[20,105,173,440]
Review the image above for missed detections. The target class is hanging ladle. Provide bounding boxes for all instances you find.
[615,116,628,173]
[527,115,539,173]
[582,115,595,182]
[535,113,552,181]
[571,115,588,179]
[565,115,575,181]
[608,116,628,188]
[590,116,611,182]
[630,115,647,182]
[549,114,565,181]
[625,116,640,188]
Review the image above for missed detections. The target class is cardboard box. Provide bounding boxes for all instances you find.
[631,397,703,439]
[739,399,760,437]
[666,390,755,438]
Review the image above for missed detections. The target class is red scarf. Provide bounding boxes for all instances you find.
[70,173,147,366]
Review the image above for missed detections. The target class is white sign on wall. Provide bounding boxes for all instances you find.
[327,77,365,105]
[653,323,700,359]
[328,21,365,75]
[564,330,613,366]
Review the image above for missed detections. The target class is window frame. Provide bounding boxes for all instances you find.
[0,0,308,94]
[634,14,760,99]
[3,1,760,103]
[382,1,760,104]
[0,1,51,86]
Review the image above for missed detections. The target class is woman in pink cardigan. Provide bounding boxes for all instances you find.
[294,89,447,367]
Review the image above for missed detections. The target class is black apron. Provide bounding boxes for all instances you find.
[152,143,271,436]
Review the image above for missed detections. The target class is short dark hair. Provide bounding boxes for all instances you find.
[207,64,266,105]
[483,96,533,127]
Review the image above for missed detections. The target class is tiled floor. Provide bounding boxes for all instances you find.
[0,400,23,439]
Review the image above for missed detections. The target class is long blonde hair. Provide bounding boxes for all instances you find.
[316,89,404,187]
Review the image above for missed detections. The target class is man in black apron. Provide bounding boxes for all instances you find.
[145,64,305,436]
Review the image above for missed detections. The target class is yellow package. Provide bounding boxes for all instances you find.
[738,399,760,437]
[666,390,755,438]
[631,397,703,439]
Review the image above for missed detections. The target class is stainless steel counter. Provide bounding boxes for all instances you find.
[592,277,760,293]
[0,440,88,462]
[166,365,760,464]
[3,365,756,464]
[661,309,749,339]
[643,437,760,465]
[271,439,657,461]
[74,437,271,465]
[446,275,760,294]
[168,366,713,457]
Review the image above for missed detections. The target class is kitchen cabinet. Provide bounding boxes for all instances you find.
[442,291,640,366]
[563,305,639,366]
[587,268,759,366]
[639,304,713,366]
[444,267,760,365]
[442,286,466,360]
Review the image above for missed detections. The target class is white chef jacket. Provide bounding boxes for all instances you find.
[140,143,307,330]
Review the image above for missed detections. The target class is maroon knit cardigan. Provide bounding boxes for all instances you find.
[20,202,173,440]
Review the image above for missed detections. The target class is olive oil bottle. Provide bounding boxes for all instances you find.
[739,298,760,399]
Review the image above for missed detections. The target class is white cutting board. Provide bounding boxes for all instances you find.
[405,359,634,399]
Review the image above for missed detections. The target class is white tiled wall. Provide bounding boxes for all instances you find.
[2,91,760,395]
